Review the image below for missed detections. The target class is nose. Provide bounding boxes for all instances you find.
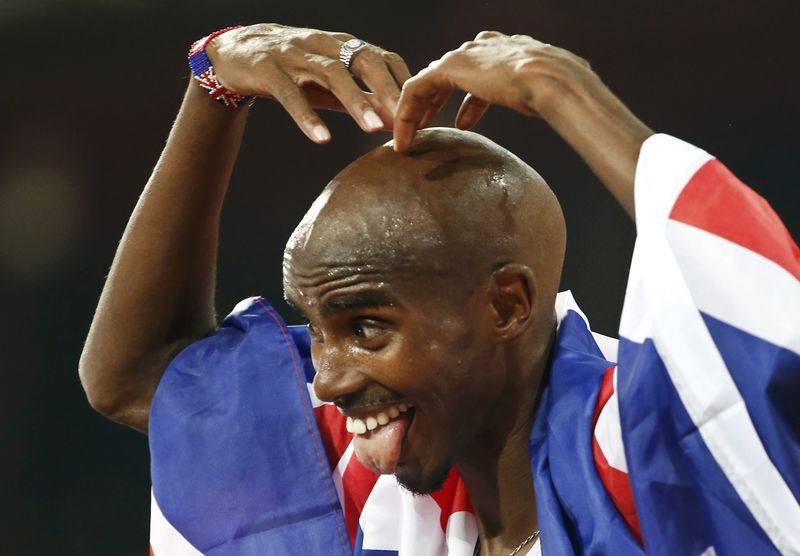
[312,342,370,404]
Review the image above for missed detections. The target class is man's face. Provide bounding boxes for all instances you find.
[284,263,505,494]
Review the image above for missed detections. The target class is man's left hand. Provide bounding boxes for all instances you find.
[393,31,593,151]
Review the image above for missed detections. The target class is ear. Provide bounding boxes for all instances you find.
[488,263,536,343]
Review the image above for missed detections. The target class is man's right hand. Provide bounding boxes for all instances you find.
[81,23,413,432]
[206,24,411,142]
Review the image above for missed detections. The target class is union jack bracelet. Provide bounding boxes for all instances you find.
[188,26,252,108]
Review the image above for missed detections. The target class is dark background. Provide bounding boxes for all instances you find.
[1,0,798,554]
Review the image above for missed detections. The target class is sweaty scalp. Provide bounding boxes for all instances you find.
[284,128,566,301]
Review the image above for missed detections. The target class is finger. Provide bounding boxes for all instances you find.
[394,69,450,151]
[331,32,354,42]
[304,86,387,131]
[455,93,490,129]
[324,63,385,132]
[303,83,345,111]
[419,90,451,128]
[382,51,412,86]
[350,48,402,116]
[265,67,331,143]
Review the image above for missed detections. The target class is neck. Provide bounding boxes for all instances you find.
[457,323,554,555]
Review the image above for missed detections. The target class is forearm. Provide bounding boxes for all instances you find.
[534,67,653,219]
[80,83,249,431]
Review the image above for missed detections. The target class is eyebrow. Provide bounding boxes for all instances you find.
[320,291,398,318]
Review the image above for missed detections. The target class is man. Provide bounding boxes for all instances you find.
[80,23,800,556]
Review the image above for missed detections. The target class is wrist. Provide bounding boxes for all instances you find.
[516,54,590,120]
[188,26,252,108]
[533,70,652,218]
[185,77,253,118]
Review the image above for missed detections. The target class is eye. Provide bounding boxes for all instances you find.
[352,319,385,342]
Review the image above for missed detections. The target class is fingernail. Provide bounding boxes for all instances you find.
[457,111,475,129]
[364,109,384,130]
[392,132,407,152]
[463,105,478,120]
[311,125,330,142]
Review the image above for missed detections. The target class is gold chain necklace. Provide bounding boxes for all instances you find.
[473,530,540,556]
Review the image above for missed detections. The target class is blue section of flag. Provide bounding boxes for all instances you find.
[287,324,316,382]
[149,298,350,555]
[188,48,212,76]
[702,314,800,505]
[617,329,785,556]
[531,310,645,555]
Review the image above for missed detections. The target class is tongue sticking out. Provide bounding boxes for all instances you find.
[353,412,413,474]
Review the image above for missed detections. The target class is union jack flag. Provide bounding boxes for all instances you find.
[148,135,800,555]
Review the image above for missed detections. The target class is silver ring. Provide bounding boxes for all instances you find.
[339,38,368,71]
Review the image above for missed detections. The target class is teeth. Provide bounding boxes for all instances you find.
[352,418,367,435]
[348,403,415,435]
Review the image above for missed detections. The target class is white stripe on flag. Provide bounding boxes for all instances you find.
[592,331,619,364]
[332,441,355,513]
[634,134,714,229]
[360,475,449,555]
[444,511,479,556]
[150,491,202,556]
[621,134,713,345]
[667,220,800,356]
[358,475,405,552]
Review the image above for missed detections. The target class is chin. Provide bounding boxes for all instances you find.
[394,460,453,495]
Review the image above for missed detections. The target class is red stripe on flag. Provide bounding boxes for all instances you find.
[591,366,616,425]
[591,366,643,545]
[430,468,474,532]
[670,159,800,280]
[341,457,380,546]
[592,436,643,544]
[149,545,155,556]
[314,404,351,471]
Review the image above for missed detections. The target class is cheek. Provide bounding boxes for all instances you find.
[402,324,495,404]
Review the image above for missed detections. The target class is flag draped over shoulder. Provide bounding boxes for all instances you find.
[148,299,351,556]
[616,135,800,555]
[148,134,800,556]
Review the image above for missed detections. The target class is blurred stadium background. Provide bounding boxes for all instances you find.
[1,0,797,553]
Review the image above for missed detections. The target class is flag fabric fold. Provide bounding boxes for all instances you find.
[149,299,350,556]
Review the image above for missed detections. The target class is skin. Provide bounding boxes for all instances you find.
[283,128,566,505]
[80,25,653,556]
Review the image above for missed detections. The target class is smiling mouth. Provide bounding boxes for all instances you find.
[345,402,414,435]
[350,404,416,474]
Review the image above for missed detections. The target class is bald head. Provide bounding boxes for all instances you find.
[284,128,565,306]
[283,129,567,494]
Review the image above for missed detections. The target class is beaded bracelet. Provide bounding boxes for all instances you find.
[188,26,252,108]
